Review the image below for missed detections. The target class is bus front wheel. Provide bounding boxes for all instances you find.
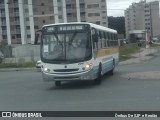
[55,81,61,86]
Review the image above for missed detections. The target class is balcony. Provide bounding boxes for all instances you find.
[0,4,5,9]
[14,3,19,8]
[1,22,6,25]
[16,29,21,33]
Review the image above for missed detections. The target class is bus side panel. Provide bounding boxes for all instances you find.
[95,47,119,75]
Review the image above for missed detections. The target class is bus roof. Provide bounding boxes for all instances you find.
[43,22,117,33]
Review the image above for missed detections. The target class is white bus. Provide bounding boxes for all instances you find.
[35,22,119,86]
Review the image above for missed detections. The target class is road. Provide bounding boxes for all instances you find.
[0,52,160,119]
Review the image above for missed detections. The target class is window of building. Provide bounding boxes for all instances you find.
[14,8,19,12]
[14,0,18,4]
[43,20,46,23]
[34,17,38,21]
[95,21,100,25]
[102,16,106,19]
[26,26,30,30]
[42,11,45,14]
[16,25,20,29]
[48,0,52,3]
[145,10,150,12]
[101,0,105,2]
[15,17,19,21]
[50,16,54,20]
[27,35,31,38]
[26,17,29,21]
[101,5,105,8]
[0,1,4,4]
[58,6,62,11]
[41,3,44,6]
[33,8,38,12]
[24,0,28,4]
[49,7,53,11]
[2,26,6,30]
[66,5,71,9]
[58,0,62,2]
[145,5,149,8]
[67,13,72,17]
[3,35,7,39]
[16,34,21,38]
[25,9,28,13]
[58,15,62,19]
[87,4,99,8]
[12,35,15,39]
[88,13,100,17]
[80,3,85,8]
[34,26,39,29]
[102,11,106,13]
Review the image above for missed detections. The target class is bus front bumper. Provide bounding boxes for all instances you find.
[42,69,97,81]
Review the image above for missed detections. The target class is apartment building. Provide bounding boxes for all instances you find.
[125,0,160,39]
[0,0,108,45]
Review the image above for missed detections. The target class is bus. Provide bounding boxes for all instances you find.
[35,22,119,86]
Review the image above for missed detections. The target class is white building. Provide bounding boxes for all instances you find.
[0,0,108,45]
[125,0,160,40]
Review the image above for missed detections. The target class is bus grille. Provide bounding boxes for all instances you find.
[54,69,79,72]
[54,76,79,80]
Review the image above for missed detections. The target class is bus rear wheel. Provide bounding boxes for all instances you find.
[108,60,115,75]
[94,65,102,85]
[55,81,61,86]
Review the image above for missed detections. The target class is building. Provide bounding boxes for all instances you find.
[0,0,108,45]
[125,0,160,41]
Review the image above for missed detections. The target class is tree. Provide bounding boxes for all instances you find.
[108,16,125,37]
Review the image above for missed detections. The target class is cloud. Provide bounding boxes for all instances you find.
[107,0,135,16]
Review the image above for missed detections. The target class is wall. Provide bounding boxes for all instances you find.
[4,45,40,64]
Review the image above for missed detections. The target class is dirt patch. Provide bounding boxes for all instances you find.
[122,71,160,80]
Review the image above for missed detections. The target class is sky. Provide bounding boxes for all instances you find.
[107,0,160,16]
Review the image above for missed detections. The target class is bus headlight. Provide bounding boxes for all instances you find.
[85,63,93,69]
[43,66,50,73]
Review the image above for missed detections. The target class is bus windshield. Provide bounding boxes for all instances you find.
[41,31,92,64]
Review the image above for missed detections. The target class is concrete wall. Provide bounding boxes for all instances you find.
[5,45,40,64]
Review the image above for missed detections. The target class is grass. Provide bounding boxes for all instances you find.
[119,43,140,61]
[0,62,36,68]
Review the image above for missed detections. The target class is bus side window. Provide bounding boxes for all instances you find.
[103,32,107,47]
[92,28,98,49]
[98,31,102,49]
[107,32,110,47]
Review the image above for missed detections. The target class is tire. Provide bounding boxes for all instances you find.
[108,60,115,75]
[55,81,61,86]
[94,64,102,85]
